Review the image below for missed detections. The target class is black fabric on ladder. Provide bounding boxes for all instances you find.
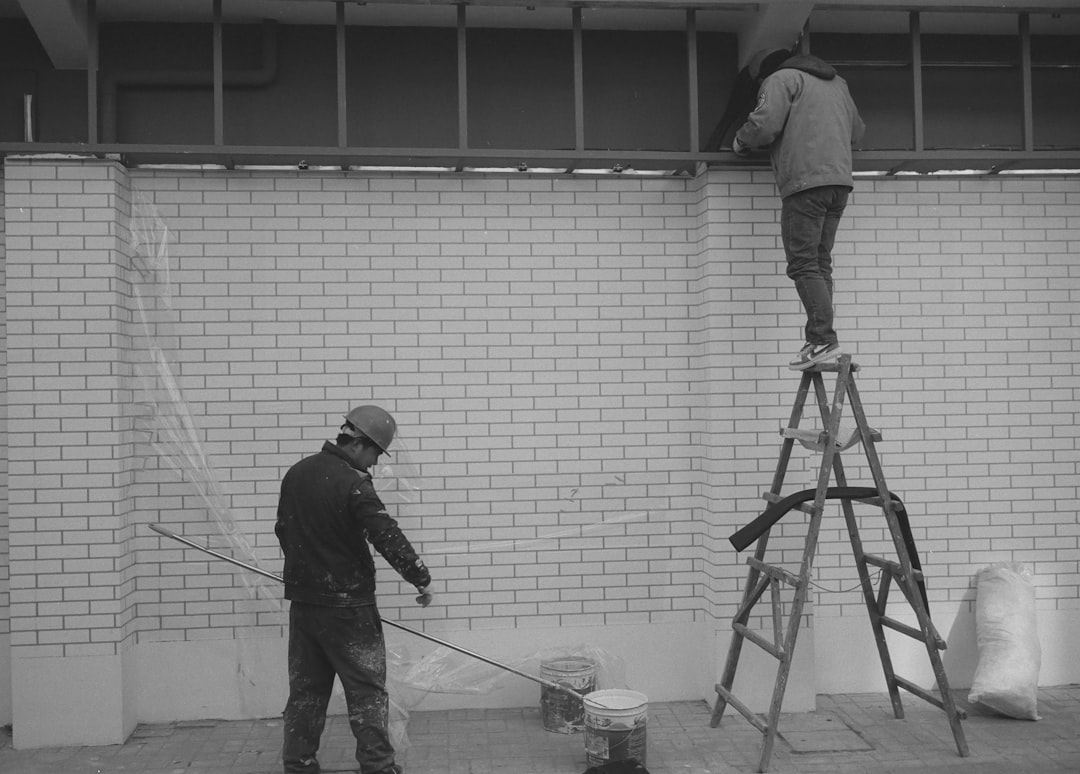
[728,486,928,611]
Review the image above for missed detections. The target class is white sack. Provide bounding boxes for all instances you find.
[967,562,1041,720]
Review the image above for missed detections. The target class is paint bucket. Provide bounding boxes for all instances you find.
[583,688,648,767]
[540,657,597,733]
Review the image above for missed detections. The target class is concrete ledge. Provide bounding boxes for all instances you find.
[815,607,1080,694]
[12,650,136,748]
[131,621,719,722]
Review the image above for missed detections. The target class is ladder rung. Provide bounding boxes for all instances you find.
[714,684,769,733]
[863,553,925,582]
[733,622,785,660]
[747,557,802,588]
[895,675,942,707]
[855,495,907,512]
[762,491,816,514]
[894,674,964,718]
[782,426,881,451]
[806,359,860,373]
[879,615,945,649]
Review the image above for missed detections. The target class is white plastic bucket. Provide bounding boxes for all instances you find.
[540,657,597,733]
[583,688,648,766]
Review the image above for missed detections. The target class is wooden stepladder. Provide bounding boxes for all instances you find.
[710,354,969,772]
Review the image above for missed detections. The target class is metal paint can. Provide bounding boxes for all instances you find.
[540,657,597,733]
[583,688,648,766]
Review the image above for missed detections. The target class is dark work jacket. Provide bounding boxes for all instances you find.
[275,441,431,607]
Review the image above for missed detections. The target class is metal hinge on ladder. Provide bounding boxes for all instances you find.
[708,354,969,772]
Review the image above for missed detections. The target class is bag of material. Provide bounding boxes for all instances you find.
[967,562,1041,720]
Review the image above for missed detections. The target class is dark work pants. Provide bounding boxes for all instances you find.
[283,602,395,774]
[780,185,851,347]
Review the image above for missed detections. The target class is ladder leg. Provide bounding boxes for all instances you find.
[714,372,813,728]
[838,496,906,718]
[752,369,840,770]
[757,551,816,773]
[846,373,970,756]
[711,633,743,725]
[712,530,773,726]
[755,389,841,771]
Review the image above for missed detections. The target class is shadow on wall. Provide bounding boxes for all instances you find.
[942,580,979,690]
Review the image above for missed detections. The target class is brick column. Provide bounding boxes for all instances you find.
[5,157,138,747]
[692,168,815,713]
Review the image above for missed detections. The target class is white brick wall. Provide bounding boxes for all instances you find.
[4,159,140,658]
[123,169,704,636]
[2,159,1078,673]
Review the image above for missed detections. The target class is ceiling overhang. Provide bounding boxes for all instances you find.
[15,0,812,71]
[17,0,87,70]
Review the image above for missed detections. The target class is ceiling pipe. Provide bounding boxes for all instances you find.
[100,19,279,143]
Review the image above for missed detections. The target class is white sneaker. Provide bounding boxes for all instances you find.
[788,342,841,371]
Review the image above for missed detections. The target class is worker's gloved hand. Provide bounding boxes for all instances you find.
[415,585,433,607]
[732,136,752,157]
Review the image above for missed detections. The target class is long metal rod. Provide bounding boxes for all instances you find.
[686,8,699,161]
[336,0,348,149]
[86,0,98,144]
[213,0,224,146]
[456,3,468,155]
[911,11,924,153]
[1019,12,1034,152]
[147,524,582,699]
[572,7,584,156]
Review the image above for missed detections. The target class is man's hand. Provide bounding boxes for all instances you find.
[415,586,433,607]
[732,136,753,157]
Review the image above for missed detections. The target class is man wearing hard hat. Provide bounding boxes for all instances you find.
[276,405,431,774]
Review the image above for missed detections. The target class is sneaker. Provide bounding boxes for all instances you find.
[788,342,841,371]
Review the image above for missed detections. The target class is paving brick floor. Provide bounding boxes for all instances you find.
[2,685,1079,774]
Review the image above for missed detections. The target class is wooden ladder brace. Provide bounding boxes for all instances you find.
[709,354,969,772]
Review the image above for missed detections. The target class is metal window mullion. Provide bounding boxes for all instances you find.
[1019,13,1034,152]
[87,0,98,144]
[573,7,584,154]
[687,9,699,156]
[337,1,347,149]
[910,11,924,153]
[457,3,468,153]
[213,0,224,146]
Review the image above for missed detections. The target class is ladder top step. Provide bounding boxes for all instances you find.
[801,358,860,373]
[782,425,881,452]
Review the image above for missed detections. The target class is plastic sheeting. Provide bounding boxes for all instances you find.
[130,193,633,754]
[968,562,1041,720]
[386,642,627,750]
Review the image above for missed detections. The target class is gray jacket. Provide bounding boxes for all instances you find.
[735,55,866,198]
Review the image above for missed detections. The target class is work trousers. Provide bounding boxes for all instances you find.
[282,602,395,774]
[780,184,851,347]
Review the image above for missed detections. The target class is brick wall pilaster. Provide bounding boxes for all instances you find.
[5,157,137,747]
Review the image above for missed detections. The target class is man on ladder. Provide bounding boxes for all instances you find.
[733,48,866,371]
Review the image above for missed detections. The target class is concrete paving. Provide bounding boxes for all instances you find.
[2,685,1078,774]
